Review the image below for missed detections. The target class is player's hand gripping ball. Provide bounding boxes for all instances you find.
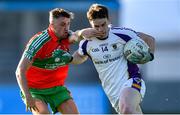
[123,38,153,64]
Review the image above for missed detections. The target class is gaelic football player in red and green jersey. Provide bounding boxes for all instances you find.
[15,8,103,114]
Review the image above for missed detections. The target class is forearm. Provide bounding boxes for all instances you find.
[68,30,84,44]
[74,30,84,42]
[137,32,155,53]
[70,51,88,64]
[74,28,103,42]
[17,73,31,97]
[15,58,32,98]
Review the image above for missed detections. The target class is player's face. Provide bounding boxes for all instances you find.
[52,17,71,39]
[90,18,109,39]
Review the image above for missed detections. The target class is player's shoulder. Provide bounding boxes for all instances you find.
[110,25,137,35]
[79,39,89,47]
[32,29,49,40]
[109,25,139,41]
[27,29,50,46]
[79,38,96,50]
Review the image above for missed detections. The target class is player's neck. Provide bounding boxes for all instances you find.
[97,35,108,40]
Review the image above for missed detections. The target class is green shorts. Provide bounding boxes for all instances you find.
[21,86,72,114]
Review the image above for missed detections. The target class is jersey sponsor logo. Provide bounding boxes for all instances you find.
[108,56,121,62]
[112,44,117,49]
[111,42,123,51]
[44,63,66,69]
[92,48,100,52]
[94,56,121,64]
[91,46,109,53]
[103,54,111,59]
[94,59,109,64]
[55,57,61,62]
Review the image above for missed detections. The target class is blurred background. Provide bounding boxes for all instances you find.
[0,0,180,114]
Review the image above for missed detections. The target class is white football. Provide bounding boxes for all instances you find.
[123,38,149,62]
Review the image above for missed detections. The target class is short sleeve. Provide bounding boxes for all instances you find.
[23,44,36,60]
[23,30,49,61]
[78,40,89,56]
[111,27,140,42]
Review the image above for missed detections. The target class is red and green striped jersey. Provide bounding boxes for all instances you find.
[23,26,71,89]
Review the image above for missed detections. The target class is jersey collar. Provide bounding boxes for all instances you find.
[48,25,59,42]
[97,36,108,40]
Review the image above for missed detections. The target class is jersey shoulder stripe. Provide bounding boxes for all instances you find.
[30,30,49,49]
[110,27,139,42]
[78,40,89,55]
[78,39,93,59]
[81,40,89,55]
[24,30,50,60]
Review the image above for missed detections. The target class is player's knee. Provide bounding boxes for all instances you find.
[121,106,134,114]
[33,109,50,114]
[120,104,135,114]
[40,111,50,114]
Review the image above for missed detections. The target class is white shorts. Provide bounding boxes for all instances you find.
[114,77,146,113]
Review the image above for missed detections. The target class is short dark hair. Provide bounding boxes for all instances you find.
[87,4,109,21]
[49,8,74,22]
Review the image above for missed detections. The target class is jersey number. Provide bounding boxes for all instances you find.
[101,46,108,52]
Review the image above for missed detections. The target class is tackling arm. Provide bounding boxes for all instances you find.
[70,50,88,65]
[69,28,104,43]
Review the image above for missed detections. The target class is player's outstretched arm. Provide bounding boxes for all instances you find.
[69,28,104,43]
[77,28,104,39]
[15,57,39,112]
[70,51,88,65]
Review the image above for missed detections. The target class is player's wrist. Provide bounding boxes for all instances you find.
[24,92,32,98]
[76,30,84,40]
